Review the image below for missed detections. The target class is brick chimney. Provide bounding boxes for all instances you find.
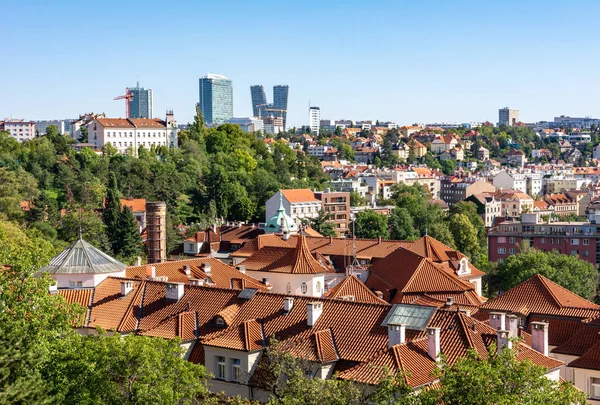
[530,321,549,356]
[427,327,441,361]
[307,302,323,327]
[388,324,406,348]
[489,312,506,330]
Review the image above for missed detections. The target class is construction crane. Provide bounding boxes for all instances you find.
[114,88,134,118]
[255,104,268,118]
[264,107,287,119]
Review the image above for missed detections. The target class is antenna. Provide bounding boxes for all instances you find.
[78,206,83,240]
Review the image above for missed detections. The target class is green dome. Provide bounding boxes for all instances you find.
[265,193,299,234]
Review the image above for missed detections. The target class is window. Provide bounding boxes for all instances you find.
[509,248,515,254]
[591,377,600,399]
[570,250,579,256]
[509,237,515,243]
[216,356,226,379]
[301,282,308,294]
[584,239,590,246]
[571,239,580,245]
[497,237,506,244]
[584,250,589,257]
[540,238,545,244]
[316,281,321,294]
[286,282,292,294]
[69,281,83,288]
[232,359,241,382]
[497,248,506,254]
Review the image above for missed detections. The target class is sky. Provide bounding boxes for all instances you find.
[2,0,600,128]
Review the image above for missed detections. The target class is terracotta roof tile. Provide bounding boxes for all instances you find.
[568,339,600,370]
[87,278,144,332]
[325,275,388,304]
[204,319,265,351]
[479,274,599,317]
[232,234,291,258]
[119,198,146,212]
[280,189,319,203]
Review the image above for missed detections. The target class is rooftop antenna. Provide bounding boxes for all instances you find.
[78,206,83,240]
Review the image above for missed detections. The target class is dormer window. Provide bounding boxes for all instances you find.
[458,257,471,276]
[214,316,225,326]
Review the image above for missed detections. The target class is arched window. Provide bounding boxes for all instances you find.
[315,281,321,294]
[286,282,292,294]
[301,282,308,294]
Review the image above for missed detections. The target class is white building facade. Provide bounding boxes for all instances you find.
[309,107,320,136]
[1,119,36,142]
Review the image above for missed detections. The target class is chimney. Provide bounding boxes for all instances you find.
[262,277,270,285]
[497,330,512,352]
[445,297,454,307]
[238,222,243,228]
[189,279,204,287]
[237,265,246,275]
[489,312,506,330]
[146,265,156,279]
[165,282,185,301]
[146,202,167,264]
[307,302,323,327]
[135,256,142,266]
[203,262,211,275]
[329,236,333,245]
[506,315,519,338]
[120,280,133,296]
[284,297,294,313]
[251,223,255,229]
[427,327,441,361]
[530,321,549,356]
[375,290,384,299]
[184,265,191,276]
[48,281,58,294]
[377,236,382,244]
[388,324,406,348]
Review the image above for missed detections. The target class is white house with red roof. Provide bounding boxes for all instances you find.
[265,189,322,227]
[87,112,178,154]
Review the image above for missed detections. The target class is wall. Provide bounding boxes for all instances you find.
[572,367,600,404]
[53,270,126,288]
[247,270,325,297]
[204,346,262,398]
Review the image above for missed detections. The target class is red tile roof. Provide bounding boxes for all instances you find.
[120,198,146,213]
[568,339,600,370]
[241,236,333,274]
[324,275,388,304]
[280,189,319,203]
[479,274,600,318]
[232,234,291,258]
[126,258,267,290]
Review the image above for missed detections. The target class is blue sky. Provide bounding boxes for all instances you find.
[2,0,599,127]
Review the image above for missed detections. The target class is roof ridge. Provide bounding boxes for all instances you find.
[85,287,96,327]
[117,279,145,332]
[537,274,596,308]
[457,312,477,350]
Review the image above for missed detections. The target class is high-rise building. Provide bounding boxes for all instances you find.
[273,85,289,129]
[499,107,519,127]
[309,106,320,136]
[199,74,233,125]
[250,85,267,117]
[129,83,153,119]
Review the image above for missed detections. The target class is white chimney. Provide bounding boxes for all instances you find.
[203,262,211,275]
[388,324,406,348]
[307,302,323,327]
[445,297,454,307]
[497,330,512,352]
[165,282,185,301]
[284,297,294,313]
[48,281,58,294]
[489,312,506,331]
[506,315,519,338]
[237,265,246,275]
[189,279,204,287]
[184,265,191,276]
[135,256,142,266]
[262,277,270,285]
[120,280,133,296]
[427,327,441,361]
[530,321,549,356]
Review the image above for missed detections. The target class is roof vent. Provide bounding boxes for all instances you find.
[150,275,168,282]
[165,282,185,301]
[189,279,204,287]
[445,297,454,307]
[184,265,191,276]
[203,262,211,275]
[340,295,355,302]
[120,280,133,296]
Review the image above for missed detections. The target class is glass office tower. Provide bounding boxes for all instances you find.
[199,74,233,125]
[129,83,153,118]
[273,85,289,130]
[250,85,267,117]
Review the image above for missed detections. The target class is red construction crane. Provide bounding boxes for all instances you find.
[114,88,134,117]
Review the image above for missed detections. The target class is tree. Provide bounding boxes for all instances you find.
[495,246,598,299]
[350,191,367,207]
[103,172,121,253]
[448,214,480,260]
[354,210,389,239]
[426,346,586,405]
[59,209,112,253]
[389,207,418,241]
[44,333,210,405]
[451,201,486,249]
[306,209,336,237]
[117,205,143,262]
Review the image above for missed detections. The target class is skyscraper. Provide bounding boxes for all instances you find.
[129,82,153,118]
[499,107,519,127]
[309,106,320,136]
[199,74,233,125]
[250,85,267,117]
[273,85,289,130]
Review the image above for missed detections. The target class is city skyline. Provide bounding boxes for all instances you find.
[2,1,600,127]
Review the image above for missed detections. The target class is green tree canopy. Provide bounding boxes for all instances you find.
[354,210,389,239]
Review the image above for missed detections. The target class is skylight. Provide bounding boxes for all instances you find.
[381,304,436,331]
